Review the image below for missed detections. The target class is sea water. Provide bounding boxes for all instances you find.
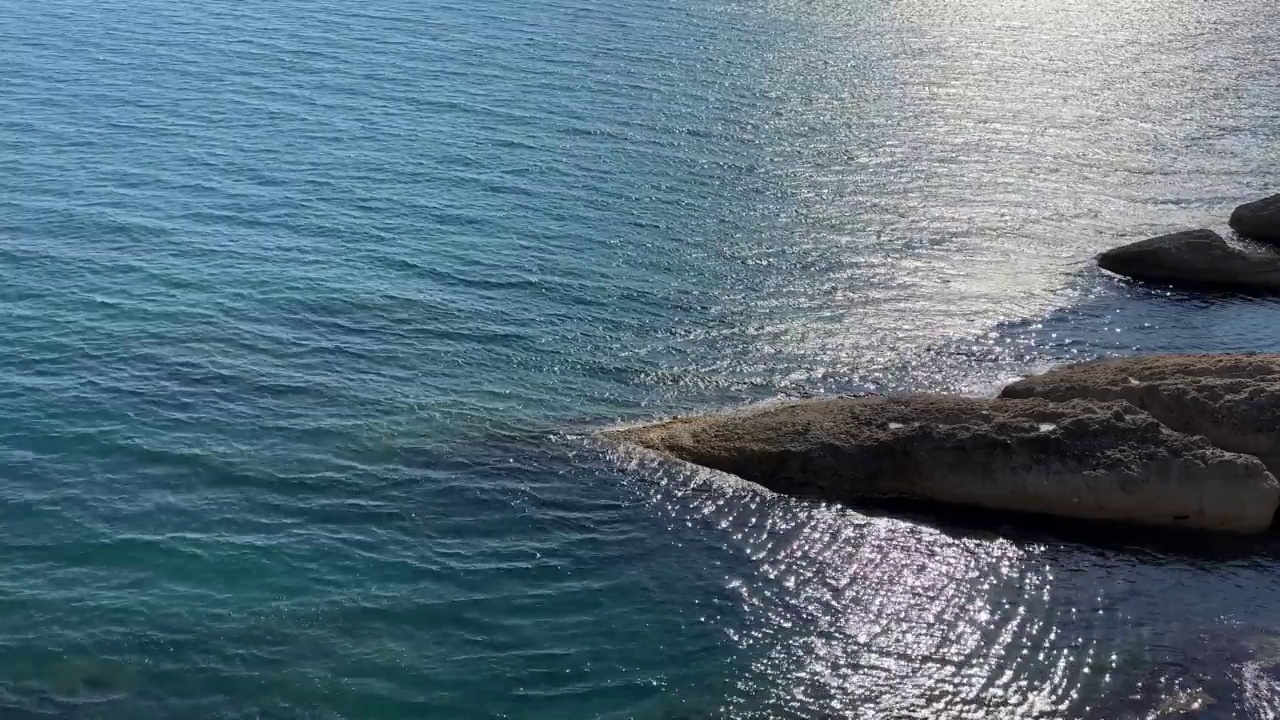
[0,0,1278,716]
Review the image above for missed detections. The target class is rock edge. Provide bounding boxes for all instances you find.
[604,393,1280,533]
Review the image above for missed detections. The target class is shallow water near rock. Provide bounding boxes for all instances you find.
[0,0,1278,716]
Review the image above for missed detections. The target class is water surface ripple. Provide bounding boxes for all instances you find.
[0,0,1278,716]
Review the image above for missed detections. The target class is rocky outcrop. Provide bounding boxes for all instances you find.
[1096,229,1280,290]
[1230,194,1280,244]
[603,395,1279,533]
[1001,354,1280,479]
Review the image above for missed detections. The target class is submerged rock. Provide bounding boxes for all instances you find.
[1230,193,1280,244]
[1001,354,1280,478]
[603,395,1279,533]
[1097,229,1280,291]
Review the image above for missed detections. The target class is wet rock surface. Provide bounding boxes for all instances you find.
[1097,229,1280,291]
[1230,193,1280,244]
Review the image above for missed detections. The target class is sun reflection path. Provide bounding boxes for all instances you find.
[721,503,1120,718]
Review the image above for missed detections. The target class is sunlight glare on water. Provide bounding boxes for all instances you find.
[0,0,1276,715]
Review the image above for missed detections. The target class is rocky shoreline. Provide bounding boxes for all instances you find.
[1100,193,1280,291]
[603,194,1280,534]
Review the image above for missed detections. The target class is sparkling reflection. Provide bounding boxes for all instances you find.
[711,505,1110,717]
[611,449,1280,719]
[665,0,1275,400]
[603,0,1279,714]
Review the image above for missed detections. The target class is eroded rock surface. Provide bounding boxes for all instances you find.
[1097,229,1280,290]
[1001,354,1280,478]
[604,395,1279,533]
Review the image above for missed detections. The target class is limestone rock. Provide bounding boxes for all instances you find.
[1002,354,1280,478]
[1230,193,1280,244]
[1097,229,1280,290]
[604,395,1279,533]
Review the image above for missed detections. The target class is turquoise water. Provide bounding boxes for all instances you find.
[1,0,1279,716]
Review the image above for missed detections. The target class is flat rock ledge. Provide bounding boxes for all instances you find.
[1231,193,1280,244]
[603,394,1279,533]
[1001,353,1280,479]
[1097,229,1280,291]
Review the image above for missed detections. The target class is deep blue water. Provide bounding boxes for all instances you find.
[0,0,1278,716]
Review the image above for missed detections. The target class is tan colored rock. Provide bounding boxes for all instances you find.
[1001,354,1280,477]
[1096,229,1280,290]
[604,395,1279,533]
